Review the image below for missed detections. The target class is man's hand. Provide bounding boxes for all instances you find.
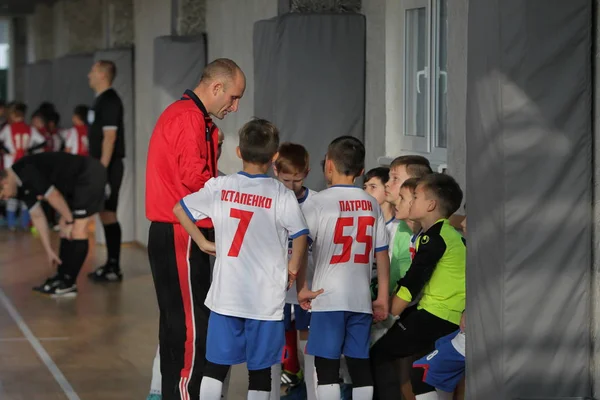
[460,311,466,333]
[47,250,62,269]
[372,297,389,323]
[298,287,324,311]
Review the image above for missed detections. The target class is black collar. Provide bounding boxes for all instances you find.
[181,89,209,117]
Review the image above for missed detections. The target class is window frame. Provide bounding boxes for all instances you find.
[384,0,448,167]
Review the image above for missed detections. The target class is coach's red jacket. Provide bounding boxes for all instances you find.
[145,90,218,228]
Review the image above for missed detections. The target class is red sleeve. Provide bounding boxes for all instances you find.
[175,112,213,193]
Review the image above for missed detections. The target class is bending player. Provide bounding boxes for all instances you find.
[0,152,106,296]
[174,118,321,400]
[299,136,390,400]
[272,142,318,399]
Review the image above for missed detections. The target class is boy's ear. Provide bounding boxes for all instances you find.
[272,163,279,176]
[427,199,437,212]
[236,146,242,160]
[271,151,279,164]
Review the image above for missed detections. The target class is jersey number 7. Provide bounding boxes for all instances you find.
[228,208,254,257]
[331,216,375,264]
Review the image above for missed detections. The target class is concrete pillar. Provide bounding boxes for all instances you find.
[362,0,386,170]
[26,3,54,62]
[176,0,206,36]
[205,0,278,174]
[288,0,361,12]
[133,0,171,243]
[446,0,468,196]
[106,0,134,48]
[10,17,27,101]
[592,2,600,397]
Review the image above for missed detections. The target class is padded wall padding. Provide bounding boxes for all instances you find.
[153,35,207,117]
[253,13,366,190]
[93,48,135,243]
[465,1,592,398]
[24,61,53,116]
[51,54,94,126]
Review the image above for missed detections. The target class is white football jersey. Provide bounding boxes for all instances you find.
[285,188,317,305]
[0,124,46,169]
[181,172,309,321]
[303,185,389,314]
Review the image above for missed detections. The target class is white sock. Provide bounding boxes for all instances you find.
[317,384,341,400]
[248,390,270,400]
[221,368,231,399]
[200,376,223,400]
[416,392,439,400]
[270,364,281,400]
[303,351,317,400]
[436,389,454,400]
[149,345,161,394]
[352,386,373,400]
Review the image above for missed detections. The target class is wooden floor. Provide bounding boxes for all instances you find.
[0,229,249,400]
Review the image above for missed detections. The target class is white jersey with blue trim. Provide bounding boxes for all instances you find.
[285,187,317,305]
[180,172,309,321]
[302,185,389,314]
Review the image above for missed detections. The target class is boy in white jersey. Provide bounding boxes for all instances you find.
[272,142,318,399]
[298,136,390,400]
[0,102,46,231]
[174,118,320,400]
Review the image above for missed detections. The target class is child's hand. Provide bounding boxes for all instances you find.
[298,287,324,311]
[198,239,216,256]
[372,298,388,322]
[460,311,466,333]
[287,270,297,290]
[47,250,62,269]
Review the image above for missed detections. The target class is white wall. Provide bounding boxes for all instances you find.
[205,0,278,175]
[133,0,171,243]
[446,0,468,194]
[362,0,386,171]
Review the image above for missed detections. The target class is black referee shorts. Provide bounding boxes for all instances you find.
[70,158,106,219]
[104,158,124,212]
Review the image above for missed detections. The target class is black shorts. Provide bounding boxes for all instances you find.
[70,158,106,219]
[104,158,124,212]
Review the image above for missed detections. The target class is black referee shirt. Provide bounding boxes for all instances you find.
[11,153,87,209]
[88,88,125,160]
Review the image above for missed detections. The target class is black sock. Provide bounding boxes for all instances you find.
[65,239,89,285]
[57,238,71,279]
[103,222,122,268]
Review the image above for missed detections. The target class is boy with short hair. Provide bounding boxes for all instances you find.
[272,142,318,399]
[299,136,390,400]
[64,105,90,156]
[174,118,319,400]
[0,102,46,230]
[411,214,467,400]
[370,173,466,400]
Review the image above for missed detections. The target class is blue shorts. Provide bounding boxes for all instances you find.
[206,312,285,370]
[283,303,311,331]
[413,330,465,392]
[306,311,372,359]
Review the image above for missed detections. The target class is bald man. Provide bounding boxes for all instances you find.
[87,60,126,282]
[145,58,245,400]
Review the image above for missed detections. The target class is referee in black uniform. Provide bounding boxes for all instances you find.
[86,60,125,282]
[0,153,106,297]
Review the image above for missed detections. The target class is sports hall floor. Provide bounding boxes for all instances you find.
[0,229,250,399]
